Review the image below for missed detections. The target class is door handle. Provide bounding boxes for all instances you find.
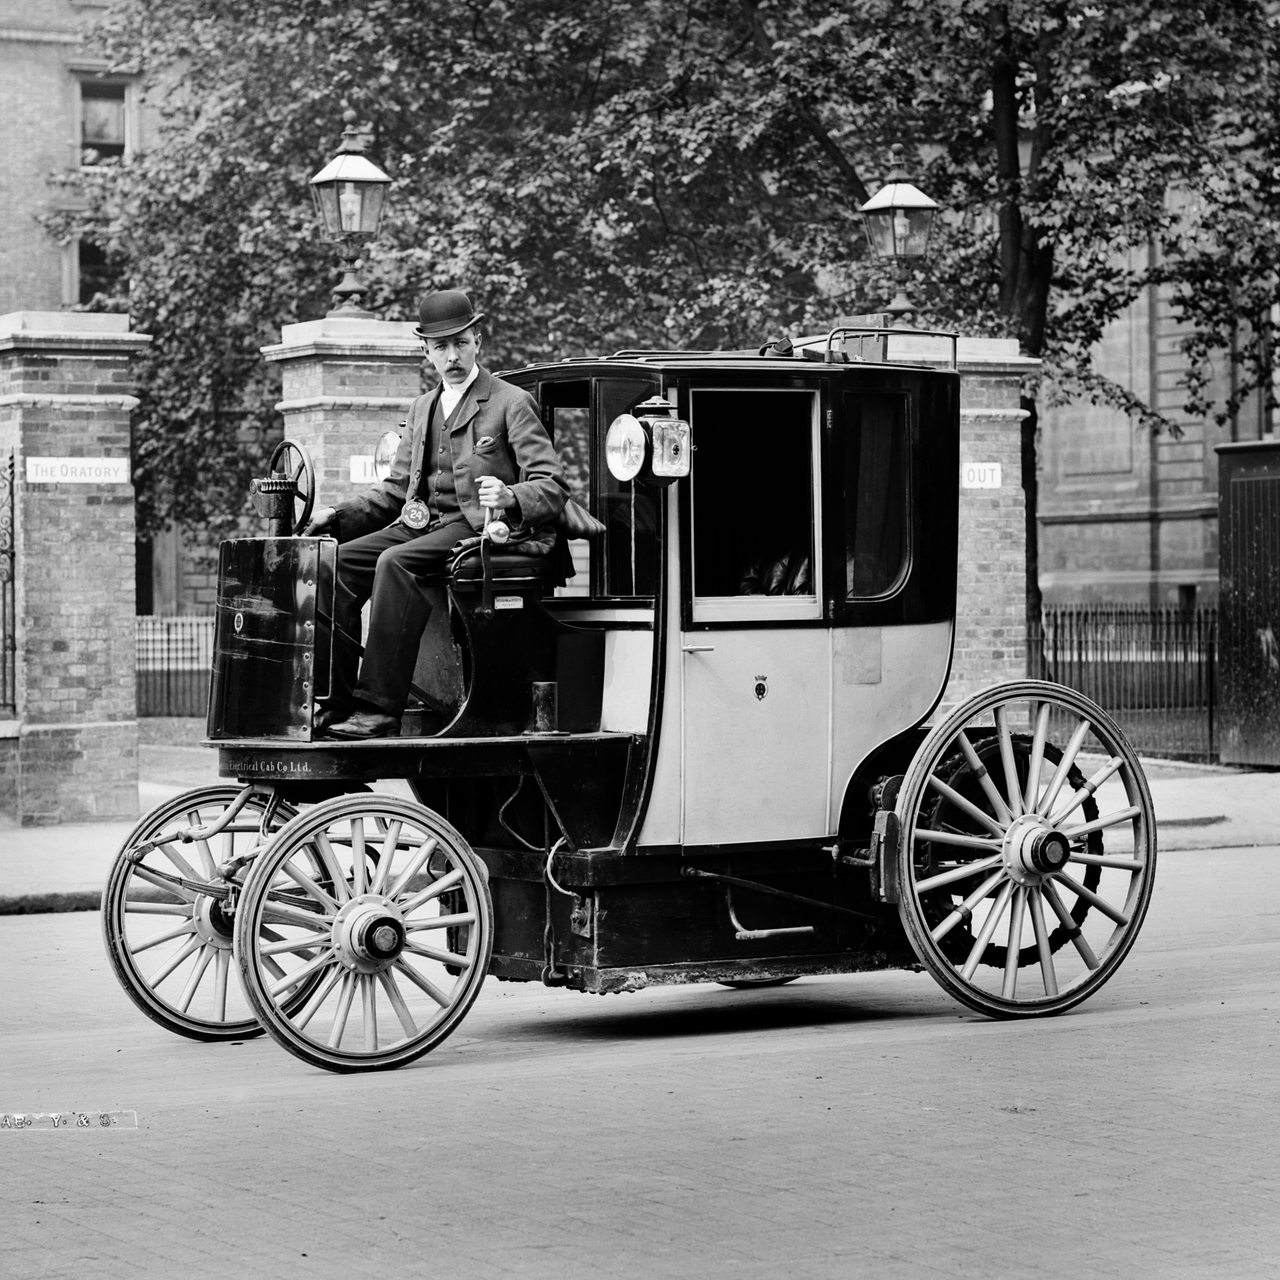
[682,644,715,653]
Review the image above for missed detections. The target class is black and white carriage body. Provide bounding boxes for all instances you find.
[101,327,1157,1072]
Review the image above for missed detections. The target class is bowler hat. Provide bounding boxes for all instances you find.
[413,289,486,340]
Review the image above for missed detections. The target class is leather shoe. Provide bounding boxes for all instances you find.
[323,710,401,740]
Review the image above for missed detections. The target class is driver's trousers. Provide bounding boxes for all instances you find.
[327,516,471,717]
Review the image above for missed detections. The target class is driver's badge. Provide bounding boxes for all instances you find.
[402,499,430,529]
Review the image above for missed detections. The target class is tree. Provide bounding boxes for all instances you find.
[54,0,1278,599]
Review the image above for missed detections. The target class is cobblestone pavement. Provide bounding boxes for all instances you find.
[2,843,1278,1279]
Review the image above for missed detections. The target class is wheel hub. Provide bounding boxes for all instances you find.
[333,895,407,972]
[192,895,235,949]
[1002,814,1071,885]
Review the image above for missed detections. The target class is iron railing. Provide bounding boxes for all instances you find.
[136,614,215,718]
[1030,605,1218,762]
[130,603,1221,762]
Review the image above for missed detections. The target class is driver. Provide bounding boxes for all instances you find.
[303,289,568,739]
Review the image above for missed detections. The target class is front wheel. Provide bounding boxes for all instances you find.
[101,786,295,1041]
[895,681,1156,1018]
[234,794,493,1072]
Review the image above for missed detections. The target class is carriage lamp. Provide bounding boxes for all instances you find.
[858,145,938,320]
[309,110,392,317]
[605,395,691,486]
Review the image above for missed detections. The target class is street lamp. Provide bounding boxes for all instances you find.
[309,110,392,317]
[858,144,938,321]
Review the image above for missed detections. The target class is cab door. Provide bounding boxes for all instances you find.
[678,385,831,847]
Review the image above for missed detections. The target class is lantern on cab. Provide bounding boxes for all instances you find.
[605,395,691,487]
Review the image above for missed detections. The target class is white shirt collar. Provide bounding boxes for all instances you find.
[439,365,479,418]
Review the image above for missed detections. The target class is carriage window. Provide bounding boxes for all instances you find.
[690,388,820,622]
[543,381,592,599]
[599,378,660,598]
[843,394,908,598]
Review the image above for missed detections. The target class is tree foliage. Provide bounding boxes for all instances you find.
[49,0,1279,535]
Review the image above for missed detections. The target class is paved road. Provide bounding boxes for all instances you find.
[3,842,1278,1279]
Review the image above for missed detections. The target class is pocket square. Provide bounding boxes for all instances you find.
[475,434,496,448]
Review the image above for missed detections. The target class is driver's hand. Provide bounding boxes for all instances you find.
[303,506,338,537]
[477,477,516,510]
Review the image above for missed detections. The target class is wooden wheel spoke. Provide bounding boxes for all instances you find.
[1022,703,1050,812]
[129,921,197,954]
[282,860,341,912]
[1069,849,1145,871]
[392,956,453,1008]
[1042,879,1100,969]
[378,970,420,1039]
[177,945,217,1012]
[1060,807,1143,840]
[405,911,476,932]
[926,773,1005,838]
[914,826,1001,853]
[1052,870,1130,926]
[1035,718,1092,818]
[929,869,1007,944]
[994,706,1025,818]
[213,948,231,1022]
[398,866,464,910]
[312,833,353,905]
[327,973,358,1048]
[148,935,204,986]
[260,894,333,930]
[369,820,405,894]
[403,939,471,967]
[960,880,1016,979]
[388,835,440,900]
[1028,889,1058,997]
[956,731,1014,825]
[1050,755,1123,825]
[268,946,338,999]
[915,852,1004,895]
[399,868,467,914]
[1001,887,1027,999]
[159,843,203,884]
[361,974,378,1052]
[294,966,344,1032]
[259,931,330,957]
[350,820,368,896]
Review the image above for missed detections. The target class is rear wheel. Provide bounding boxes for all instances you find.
[235,794,493,1072]
[895,681,1156,1018]
[101,786,295,1041]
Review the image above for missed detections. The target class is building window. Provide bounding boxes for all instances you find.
[77,239,119,305]
[79,80,129,165]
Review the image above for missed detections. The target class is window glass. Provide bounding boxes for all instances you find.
[80,83,127,164]
[543,381,592,598]
[598,378,660,598]
[691,388,816,609]
[843,394,908,598]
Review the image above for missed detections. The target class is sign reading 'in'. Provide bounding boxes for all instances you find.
[26,456,131,485]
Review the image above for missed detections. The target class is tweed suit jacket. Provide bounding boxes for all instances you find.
[333,366,568,552]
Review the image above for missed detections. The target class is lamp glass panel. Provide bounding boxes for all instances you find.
[359,185,387,236]
[311,184,342,237]
[897,207,935,258]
